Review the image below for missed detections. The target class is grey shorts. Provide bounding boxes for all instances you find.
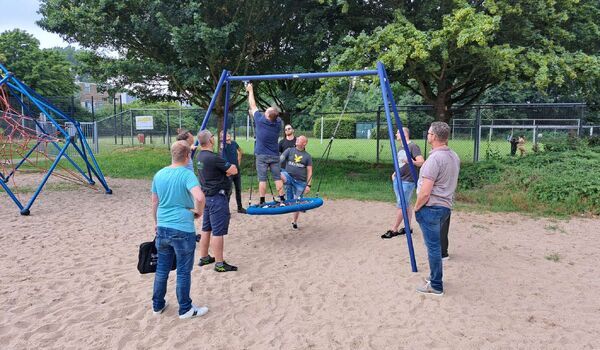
[256,154,281,182]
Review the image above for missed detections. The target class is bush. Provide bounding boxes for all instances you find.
[313,117,356,139]
[543,134,582,152]
[588,135,600,147]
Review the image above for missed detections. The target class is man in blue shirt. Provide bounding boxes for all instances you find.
[221,132,245,213]
[245,83,286,206]
[151,140,208,319]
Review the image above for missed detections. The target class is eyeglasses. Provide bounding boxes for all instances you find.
[427,132,435,136]
[285,128,293,131]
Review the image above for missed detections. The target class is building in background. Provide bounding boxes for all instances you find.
[76,82,137,111]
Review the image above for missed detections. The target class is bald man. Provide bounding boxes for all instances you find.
[279,135,313,229]
[246,83,286,206]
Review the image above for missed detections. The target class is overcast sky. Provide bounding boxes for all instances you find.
[0,0,72,49]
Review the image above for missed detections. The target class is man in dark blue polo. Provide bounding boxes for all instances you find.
[221,132,245,213]
[245,83,286,206]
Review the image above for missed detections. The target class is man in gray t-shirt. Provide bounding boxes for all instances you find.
[413,122,460,296]
[279,136,313,230]
[382,127,425,239]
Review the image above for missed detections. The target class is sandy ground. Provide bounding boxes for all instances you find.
[1,177,599,350]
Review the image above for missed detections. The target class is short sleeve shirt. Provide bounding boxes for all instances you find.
[417,146,460,209]
[279,137,296,154]
[398,142,422,182]
[222,141,240,166]
[254,111,282,156]
[280,148,313,182]
[196,150,232,196]
[151,166,199,233]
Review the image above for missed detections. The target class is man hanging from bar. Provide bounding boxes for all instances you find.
[245,82,286,206]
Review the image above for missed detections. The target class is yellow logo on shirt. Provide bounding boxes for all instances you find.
[294,154,303,163]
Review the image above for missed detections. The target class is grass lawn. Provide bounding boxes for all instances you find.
[96,136,530,163]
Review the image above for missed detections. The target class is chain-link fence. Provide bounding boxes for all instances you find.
[92,103,598,162]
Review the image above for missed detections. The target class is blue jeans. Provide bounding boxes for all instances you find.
[415,206,451,292]
[281,170,306,200]
[152,226,196,315]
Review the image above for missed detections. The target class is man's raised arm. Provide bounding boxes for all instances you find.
[245,83,258,115]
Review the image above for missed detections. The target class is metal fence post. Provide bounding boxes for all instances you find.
[166,109,171,146]
[474,106,481,162]
[91,95,95,122]
[113,98,117,144]
[320,115,324,144]
[130,109,134,145]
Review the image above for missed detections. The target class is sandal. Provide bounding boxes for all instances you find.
[381,230,400,239]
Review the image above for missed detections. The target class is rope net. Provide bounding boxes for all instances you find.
[0,87,97,205]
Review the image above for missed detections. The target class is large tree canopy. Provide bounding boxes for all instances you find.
[0,29,77,96]
[332,0,600,122]
[38,0,397,123]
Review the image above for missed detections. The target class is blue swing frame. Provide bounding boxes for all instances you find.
[198,62,419,272]
[0,63,112,216]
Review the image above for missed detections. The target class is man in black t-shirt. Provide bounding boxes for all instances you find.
[278,124,297,154]
[196,130,238,272]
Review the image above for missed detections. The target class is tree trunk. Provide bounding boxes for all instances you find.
[432,95,453,123]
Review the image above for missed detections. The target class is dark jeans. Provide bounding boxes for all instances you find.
[152,226,196,315]
[229,173,243,209]
[441,212,451,258]
[415,206,451,292]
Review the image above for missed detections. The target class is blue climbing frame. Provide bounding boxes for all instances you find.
[199,62,419,272]
[0,63,112,215]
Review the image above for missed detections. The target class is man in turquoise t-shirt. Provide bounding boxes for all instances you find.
[151,140,208,320]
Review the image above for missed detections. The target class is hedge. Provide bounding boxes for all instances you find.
[313,117,356,139]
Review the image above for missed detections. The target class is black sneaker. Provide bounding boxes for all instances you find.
[215,261,238,272]
[291,222,298,230]
[237,207,247,214]
[198,255,215,266]
[381,230,399,239]
[397,227,413,236]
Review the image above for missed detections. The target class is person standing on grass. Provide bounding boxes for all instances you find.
[413,122,460,296]
[245,82,286,206]
[381,127,424,239]
[517,135,526,156]
[221,132,246,213]
[279,124,296,154]
[279,135,313,230]
[196,130,239,272]
[151,140,208,319]
[176,130,197,171]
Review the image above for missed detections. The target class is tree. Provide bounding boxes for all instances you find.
[332,0,600,122]
[0,29,77,96]
[38,1,400,128]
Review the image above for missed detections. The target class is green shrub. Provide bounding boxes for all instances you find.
[543,134,583,152]
[313,117,356,139]
[458,161,504,190]
[587,135,600,147]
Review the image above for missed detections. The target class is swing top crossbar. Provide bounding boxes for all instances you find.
[227,70,378,81]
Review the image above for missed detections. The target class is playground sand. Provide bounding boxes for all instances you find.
[1,177,599,349]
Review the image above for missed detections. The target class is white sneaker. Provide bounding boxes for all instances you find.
[179,304,209,319]
[442,255,450,261]
[153,302,168,315]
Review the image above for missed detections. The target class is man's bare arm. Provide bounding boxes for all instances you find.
[152,192,159,230]
[246,83,258,115]
[226,164,238,176]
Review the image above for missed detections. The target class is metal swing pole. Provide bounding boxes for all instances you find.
[377,62,418,273]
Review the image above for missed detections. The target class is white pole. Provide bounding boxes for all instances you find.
[320,115,324,144]
[246,114,250,141]
[591,126,594,137]
[452,118,455,140]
